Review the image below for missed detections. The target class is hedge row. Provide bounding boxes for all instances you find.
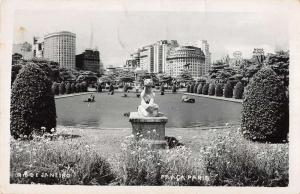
[51,82,88,95]
[187,82,244,99]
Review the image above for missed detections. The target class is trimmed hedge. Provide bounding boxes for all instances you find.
[11,64,22,86]
[190,84,195,93]
[187,85,191,93]
[65,82,71,94]
[10,63,56,139]
[172,85,177,93]
[215,84,223,97]
[193,84,199,93]
[51,82,59,95]
[241,68,289,143]
[197,84,203,94]
[59,82,66,95]
[97,84,102,92]
[208,83,216,96]
[224,82,233,98]
[70,83,75,93]
[234,82,244,99]
[75,83,81,93]
[202,83,209,95]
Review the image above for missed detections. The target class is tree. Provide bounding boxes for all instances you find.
[265,51,289,90]
[241,68,288,143]
[177,68,194,83]
[10,63,56,139]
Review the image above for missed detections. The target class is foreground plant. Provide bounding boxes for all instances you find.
[202,128,288,186]
[10,130,115,185]
[113,131,207,186]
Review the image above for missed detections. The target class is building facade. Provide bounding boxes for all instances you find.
[44,31,76,69]
[12,42,33,60]
[201,40,211,75]
[33,36,44,58]
[76,49,100,73]
[139,45,154,73]
[166,46,206,79]
[153,40,179,73]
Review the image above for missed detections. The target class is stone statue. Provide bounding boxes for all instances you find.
[138,79,159,117]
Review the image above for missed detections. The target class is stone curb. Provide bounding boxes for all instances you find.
[54,92,94,99]
[183,93,243,103]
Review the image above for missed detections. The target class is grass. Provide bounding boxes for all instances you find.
[10,126,288,186]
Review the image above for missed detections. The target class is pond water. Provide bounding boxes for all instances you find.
[55,93,242,129]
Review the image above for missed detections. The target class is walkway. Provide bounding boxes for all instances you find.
[184,92,243,103]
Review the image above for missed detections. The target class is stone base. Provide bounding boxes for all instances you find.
[129,112,168,148]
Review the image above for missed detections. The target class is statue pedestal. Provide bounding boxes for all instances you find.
[129,112,168,149]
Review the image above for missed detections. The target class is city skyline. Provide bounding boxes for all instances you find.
[14,10,288,68]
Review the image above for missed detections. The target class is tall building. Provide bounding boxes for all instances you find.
[12,42,33,60]
[166,46,205,79]
[230,51,243,69]
[153,40,179,73]
[33,37,44,58]
[252,48,265,63]
[76,49,100,73]
[44,31,76,69]
[139,45,154,73]
[201,40,211,75]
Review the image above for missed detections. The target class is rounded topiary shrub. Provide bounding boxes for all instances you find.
[202,83,209,95]
[65,82,71,94]
[215,84,223,97]
[190,84,195,93]
[197,84,203,94]
[59,82,66,95]
[172,85,177,93]
[10,63,56,139]
[82,82,88,92]
[187,85,191,93]
[11,64,23,86]
[193,84,198,93]
[51,82,59,95]
[70,83,75,93]
[233,82,244,99]
[241,68,289,143]
[208,83,216,96]
[97,84,102,92]
[75,83,81,93]
[224,82,233,98]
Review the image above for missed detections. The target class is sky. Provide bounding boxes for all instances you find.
[13,10,289,67]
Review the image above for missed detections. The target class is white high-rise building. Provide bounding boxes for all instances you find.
[139,45,154,73]
[166,46,205,79]
[153,40,178,73]
[201,40,211,75]
[33,36,44,58]
[44,31,76,69]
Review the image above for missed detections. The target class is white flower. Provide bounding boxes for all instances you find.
[152,129,156,133]
[51,128,55,132]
